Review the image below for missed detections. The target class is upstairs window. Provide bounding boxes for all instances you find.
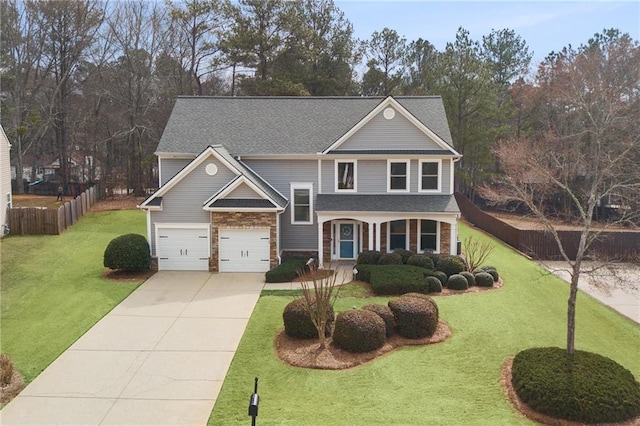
[420,160,441,192]
[335,160,356,191]
[291,183,313,224]
[388,160,409,192]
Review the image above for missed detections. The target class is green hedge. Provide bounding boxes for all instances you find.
[511,347,640,423]
[265,257,307,283]
[103,233,151,272]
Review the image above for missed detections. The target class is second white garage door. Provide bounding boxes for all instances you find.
[219,229,270,272]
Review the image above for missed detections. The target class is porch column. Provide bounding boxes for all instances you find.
[318,219,324,267]
[368,222,374,252]
[450,220,458,255]
[375,221,382,251]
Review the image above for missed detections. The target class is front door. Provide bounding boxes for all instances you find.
[339,223,355,259]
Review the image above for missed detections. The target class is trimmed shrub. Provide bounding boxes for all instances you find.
[369,265,430,295]
[475,272,494,287]
[481,267,499,282]
[354,264,373,283]
[357,250,383,265]
[103,234,151,272]
[265,257,307,283]
[425,276,442,293]
[388,296,439,339]
[283,298,334,339]
[436,255,467,277]
[433,271,448,286]
[378,252,403,265]
[407,254,435,270]
[362,304,395,337]
[401,293,439,319]
[512,347,640,423]
[393,249,414,264]
[332,309,386,353]
[446,274,469,290]
[460,271,475,287]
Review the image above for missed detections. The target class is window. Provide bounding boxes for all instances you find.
[419,160,441,192]
[389,220,407,250]
[419,220,438,252]
[291,183,313,224]
[335,160,356,191]
[388,160,410,191]
[6,193,11,209]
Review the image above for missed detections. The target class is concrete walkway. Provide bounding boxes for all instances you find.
[0,272,265,425]
[542,261,640,324]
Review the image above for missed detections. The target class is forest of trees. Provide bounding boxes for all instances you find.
[1,0,637,202]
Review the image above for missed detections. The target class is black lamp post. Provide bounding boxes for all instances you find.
[248,377,259,426]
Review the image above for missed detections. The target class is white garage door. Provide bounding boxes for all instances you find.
[219,229,270,272]
[157,227,210,271]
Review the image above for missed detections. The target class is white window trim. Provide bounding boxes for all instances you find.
[387,160,410,192]
[290,182,314,225]
[387,219,409,252]
[418,219,440,254]
[419,159,442,193]
[334,159,357,192]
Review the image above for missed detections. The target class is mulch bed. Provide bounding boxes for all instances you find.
[0,371,25,405]
[275,320,451,370]
[501,357,640,426]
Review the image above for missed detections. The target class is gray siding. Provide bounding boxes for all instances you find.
[442,159,452,194]
[150,158,237,254]
[226,182,261,199]
[160,158,192,185]
[244,159,317,251]
[321,160,333,193]
[336,109,444,151]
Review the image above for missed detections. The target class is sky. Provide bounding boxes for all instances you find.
[335,1,640,65]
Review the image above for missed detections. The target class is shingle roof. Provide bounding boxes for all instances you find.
[315,194,460,213]
[156,96,454,156]
[207,199,278,209]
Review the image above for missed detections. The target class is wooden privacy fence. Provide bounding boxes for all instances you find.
[455,192,640,261]
[7,185,104,236]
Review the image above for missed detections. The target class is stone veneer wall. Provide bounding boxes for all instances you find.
[210,211,277,272]
[440,222,451,255]
[322,222,332,263]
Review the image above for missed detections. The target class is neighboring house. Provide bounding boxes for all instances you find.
[139,96,462,272]
[1,126,12,237]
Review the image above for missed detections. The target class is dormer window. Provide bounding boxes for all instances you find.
[335,160,356,191]
[387,160,410,192]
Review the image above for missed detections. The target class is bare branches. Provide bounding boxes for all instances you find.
[462,235,494,273]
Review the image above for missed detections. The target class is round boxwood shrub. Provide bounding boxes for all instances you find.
[447,274,469,290]
[388,296,439,339]
[401,293,439,318]
[436,255,467,277]
[362,304,395,337]
[393,249,414,264]
[377,252,403,265]
[460,271,475,287]
[475,272,494,287]
[511,347,640,423]
[357,250,383,265]
[103,234,151,272]
[425,276,442,293]
[407,254,435,270]
[283,298,334,339]
[332,309,386,353]
[433,271,448,286]
[482,267,499,282]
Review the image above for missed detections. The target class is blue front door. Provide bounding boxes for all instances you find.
[339,223,354,258]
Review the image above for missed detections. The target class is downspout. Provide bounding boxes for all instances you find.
[276,209,283,265]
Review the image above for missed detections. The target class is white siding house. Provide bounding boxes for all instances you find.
[0,126,12,237]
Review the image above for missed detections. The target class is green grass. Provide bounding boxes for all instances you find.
[208,223,640,425]
[0,210,146,383]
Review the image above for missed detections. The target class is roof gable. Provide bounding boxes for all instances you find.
[323,97,460,156]
[203,175,283,211]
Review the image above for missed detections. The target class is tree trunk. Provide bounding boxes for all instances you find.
[567,263,581,356]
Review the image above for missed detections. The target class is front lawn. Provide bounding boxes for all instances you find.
[208,223,640,425]
[0,210,147,383]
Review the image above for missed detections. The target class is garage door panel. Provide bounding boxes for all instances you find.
[219,229,270,273]
[157,227,210,271]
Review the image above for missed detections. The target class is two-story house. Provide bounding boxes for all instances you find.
[139,96,461,272]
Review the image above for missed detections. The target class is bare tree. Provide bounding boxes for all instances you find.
[298,261,345,349]
[462,235,494,273]
[483,30,640,355]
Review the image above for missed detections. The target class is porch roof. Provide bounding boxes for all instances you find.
[315,194,460,214]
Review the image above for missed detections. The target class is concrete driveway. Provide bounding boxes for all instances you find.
[0,272,265,425]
